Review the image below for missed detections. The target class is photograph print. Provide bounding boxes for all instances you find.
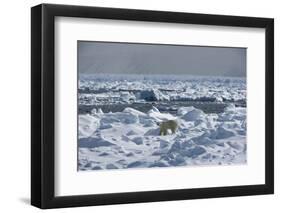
[78,41,247,171]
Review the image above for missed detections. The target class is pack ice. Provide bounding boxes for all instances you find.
[78,103,246,171]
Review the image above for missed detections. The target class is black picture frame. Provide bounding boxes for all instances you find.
[31,3,274,209]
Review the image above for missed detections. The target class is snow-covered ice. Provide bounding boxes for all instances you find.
[79,74,246,107]
[78,75,247,171]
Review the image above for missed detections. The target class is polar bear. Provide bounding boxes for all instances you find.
[159,120,178,136]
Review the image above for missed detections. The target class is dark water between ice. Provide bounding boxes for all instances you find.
[79,101,246,115]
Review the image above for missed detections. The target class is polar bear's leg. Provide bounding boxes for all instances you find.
[160,126,164,136]
[164,128,168,136]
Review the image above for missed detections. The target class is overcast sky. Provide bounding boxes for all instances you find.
[78,41,246,77]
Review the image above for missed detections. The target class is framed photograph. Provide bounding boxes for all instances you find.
[31,3,274,209]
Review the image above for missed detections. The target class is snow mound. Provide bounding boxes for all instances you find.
[148,107,176,121]
[131,137,144,145]
[177,106,196,116]
[144,128,160,136]
[97,108,103,114]
[139,89,170,101]
[79,137,115,148]
[150,106,160,112]
[181,108,205,121]
[79,115,100,138]
[123,107,146,116]
[211,126,236,139]
[102,112,139,124]
[184,146,206,158]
